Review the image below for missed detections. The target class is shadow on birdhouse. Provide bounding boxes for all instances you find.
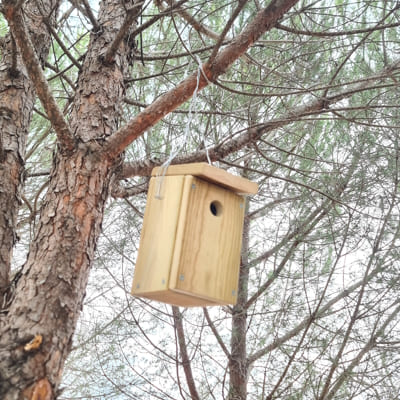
[131,163,258,307]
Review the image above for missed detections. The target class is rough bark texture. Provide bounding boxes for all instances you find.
[0,0,137,397]
[0,0,57,301]
[0,150,115,398]
[4,4,75,152]
[68,0,133,143]
[228,195,251,400]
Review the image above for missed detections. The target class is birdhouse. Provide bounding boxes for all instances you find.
[131,163,258,307]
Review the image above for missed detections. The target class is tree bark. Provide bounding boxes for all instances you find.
[228,183,251,400]
[0,150,116,398]
[0,0,58,301]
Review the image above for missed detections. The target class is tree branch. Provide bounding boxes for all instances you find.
[275,21,400,37]
[3,4,75,152]
[102,1,143,65]
[119,57,400,179]
[324,301,400,400]
[103,0,192,65]
[317,171,399,400]
[103,0,300,159]
[159,0,219,40]
[80,0,100,31]
[246,154,359,309]
[208,0,250,64]
[203,308,231,359]
[247,261,390,366]
[45,22,82,70]
[172,307,200,400]
[132,0,192,39]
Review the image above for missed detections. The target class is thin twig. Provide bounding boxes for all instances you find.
[276,21,400,37]
[203,308,231,358]
[130,0,191,39]
[172,307,200,400]
[45,22,82,70]
[208,0,250,64]
[160,0,219,40]
[81,0,100,31]
[103,1,144,64]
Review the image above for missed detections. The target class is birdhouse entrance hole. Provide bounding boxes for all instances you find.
[210,200,222,216]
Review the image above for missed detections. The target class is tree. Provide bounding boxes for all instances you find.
[1,0,400,399]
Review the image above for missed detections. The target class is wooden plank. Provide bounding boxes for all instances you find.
[131,175,185,296]
[170,176,244,304]
[168,175,193,297]
[152,162,258,195]
[138,290,221,307]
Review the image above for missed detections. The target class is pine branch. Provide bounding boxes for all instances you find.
[172,307,200,400]
[131,0,192,41]
[324,302,400,400]
[246,263,389,365]
[208,0,250,63]
[159,0,219,40]
[103,0,300,159]
[3,4,75,152]
[119,57,400,179]
[203,308,231,358]
[102,0,144,65]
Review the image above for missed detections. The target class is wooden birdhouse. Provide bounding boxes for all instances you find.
[131,163,258,307]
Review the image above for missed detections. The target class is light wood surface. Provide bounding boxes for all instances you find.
[131,175,185,296]
[169,176,244,305]
[152,163,258,195]
[137,290,220,307]
[132,169,248,306]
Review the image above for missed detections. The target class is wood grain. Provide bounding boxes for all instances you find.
[137,290,220,307]
[152,163,258,195]
[131,175,185,295]
[132,171,248,306]
[170,176,244,305]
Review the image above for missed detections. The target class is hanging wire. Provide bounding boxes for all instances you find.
[155,56,211,199]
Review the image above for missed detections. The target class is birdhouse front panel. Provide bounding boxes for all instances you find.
[169,176,245,304]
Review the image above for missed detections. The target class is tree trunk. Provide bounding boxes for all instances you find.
[0,149,116,398]
[228,195,251,400]
[0,0,57,300]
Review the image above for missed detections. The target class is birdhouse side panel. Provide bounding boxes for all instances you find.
[131,175,185,296]
[170,176,245,304]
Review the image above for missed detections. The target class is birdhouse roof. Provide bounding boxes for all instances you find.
[151,163,258,195]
